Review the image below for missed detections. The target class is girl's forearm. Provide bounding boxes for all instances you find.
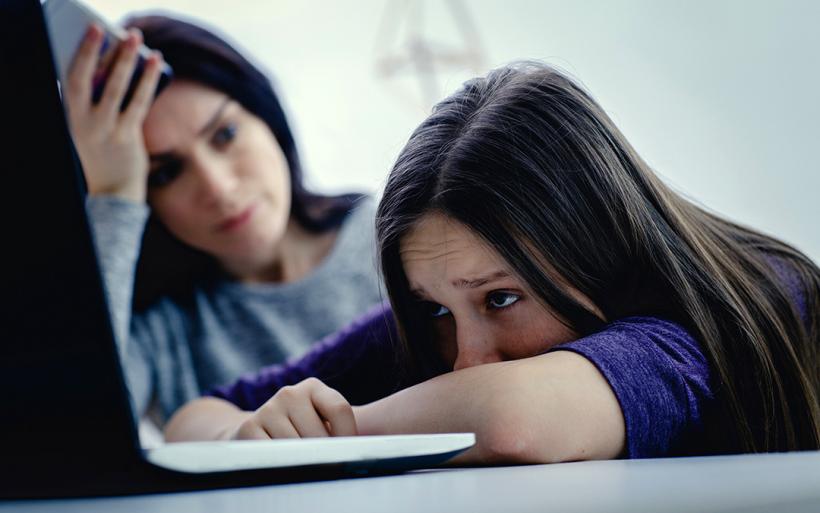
[164,397,252,442]
[354,351,625,464]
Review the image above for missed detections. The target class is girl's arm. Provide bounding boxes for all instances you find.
[352,317,711,463]
[166,350,624,465]
[165,378,357,442]
[354,350,625,464]
[165,397,253,442]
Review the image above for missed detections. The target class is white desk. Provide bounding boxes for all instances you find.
[4,451,820,512]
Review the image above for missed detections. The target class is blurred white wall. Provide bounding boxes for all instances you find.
[87,0,819,260]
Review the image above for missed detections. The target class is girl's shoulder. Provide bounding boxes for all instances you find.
[552,316,713,458]
[568,316,706,367]
[760,252,813,327]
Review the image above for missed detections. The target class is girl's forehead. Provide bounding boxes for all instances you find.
[401,213,469,251]
[399,213,502,270]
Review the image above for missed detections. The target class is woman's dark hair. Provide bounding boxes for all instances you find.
[376,62,820,454]
[124,15,362,309]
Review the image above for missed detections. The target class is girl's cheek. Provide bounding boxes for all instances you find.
[502,306,575,356]
[433,320,458,368]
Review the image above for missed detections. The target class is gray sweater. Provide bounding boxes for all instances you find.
[86,196,384,421]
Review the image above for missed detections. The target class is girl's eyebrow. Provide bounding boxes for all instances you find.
[149,98,232,163]
[409,287,431,300]
[410,270,512,298]
[451,270,510,289]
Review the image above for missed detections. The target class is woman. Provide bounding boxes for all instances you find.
[65,16,384,423]
[165,63,819,463]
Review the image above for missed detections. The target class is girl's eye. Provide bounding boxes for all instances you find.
[147,161,182,188]
[487,292,520,310]
[213,123,238,148]
[426,302,451,318]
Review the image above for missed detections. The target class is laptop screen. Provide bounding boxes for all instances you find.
[0,0,141,492]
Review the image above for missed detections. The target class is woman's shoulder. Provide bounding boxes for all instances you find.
[323,195,379,270]
[340,195,377,232]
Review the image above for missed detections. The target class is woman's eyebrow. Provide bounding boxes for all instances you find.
[196,97,232,137]
[149,98,232,162]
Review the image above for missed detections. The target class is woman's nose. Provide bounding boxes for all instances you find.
[452,323,503,371]
[193,157,238,205]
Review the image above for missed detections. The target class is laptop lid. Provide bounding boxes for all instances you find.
[0,0,146,496]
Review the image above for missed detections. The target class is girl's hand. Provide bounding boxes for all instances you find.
[64,24,164,203]
[230,378,358,440]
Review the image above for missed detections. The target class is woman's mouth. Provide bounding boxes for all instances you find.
[217,204,256,232]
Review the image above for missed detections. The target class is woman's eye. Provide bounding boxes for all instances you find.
[147,162,182,188]
[426,302,451,318]
[212,123,238,148]
[487,292,520,310]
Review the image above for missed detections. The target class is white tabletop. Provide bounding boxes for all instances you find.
[5,451,820,513]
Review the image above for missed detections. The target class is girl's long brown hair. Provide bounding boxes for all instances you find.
[376,62,820,453]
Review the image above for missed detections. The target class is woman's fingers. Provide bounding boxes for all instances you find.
[66,24,104,112]
[97,29,141,115]
[63,28,152,202]
[122,51,163,125]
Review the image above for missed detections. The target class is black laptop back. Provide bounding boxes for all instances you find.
[0,0,146,497]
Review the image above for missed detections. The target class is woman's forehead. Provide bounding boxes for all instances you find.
[143,80,230,153]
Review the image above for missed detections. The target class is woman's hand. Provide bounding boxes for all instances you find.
[64,24,164,203]
[230,378,358,440]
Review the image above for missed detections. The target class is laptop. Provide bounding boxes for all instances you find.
[0,0,473,499]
